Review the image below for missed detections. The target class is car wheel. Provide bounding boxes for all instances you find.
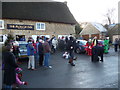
[76,48,80,54]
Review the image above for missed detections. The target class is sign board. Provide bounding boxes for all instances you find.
[7,24,34,30]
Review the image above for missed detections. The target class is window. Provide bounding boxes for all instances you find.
[36,23,45,30]
[16,35,26,41]
[0,36,3,42]
[0,20,4,29]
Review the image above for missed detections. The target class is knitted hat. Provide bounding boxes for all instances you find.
[16,67,22,74]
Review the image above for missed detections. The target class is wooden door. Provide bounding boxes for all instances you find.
[82,34,89,40]
[91,34,99,39]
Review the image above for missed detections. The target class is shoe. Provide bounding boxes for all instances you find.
[48,66,52,69]
[39,65,43,67]
[100,60,103,62]
[71,63,75,66]
[73,57,77,60]
[31,68,37,70]
[28,68,31,70]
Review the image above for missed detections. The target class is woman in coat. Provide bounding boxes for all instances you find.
[2,44,18,90]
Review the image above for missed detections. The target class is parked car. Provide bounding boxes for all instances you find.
[75,40,87,54]
[18,41,28,59]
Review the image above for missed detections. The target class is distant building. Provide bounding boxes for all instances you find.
[1,2,77,42]
[80,22,107,40]
[107,23,120,42]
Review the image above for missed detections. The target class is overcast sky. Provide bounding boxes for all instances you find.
[1,0,119,24]
[54,0,119,24]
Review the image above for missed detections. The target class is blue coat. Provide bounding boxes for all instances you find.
[27,43,34,56]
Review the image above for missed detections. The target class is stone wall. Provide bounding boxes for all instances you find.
[1,19,75,40]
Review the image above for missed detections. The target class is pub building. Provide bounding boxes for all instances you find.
[1,2,77,42]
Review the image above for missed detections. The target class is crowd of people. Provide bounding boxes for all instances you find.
[2,34,120,90]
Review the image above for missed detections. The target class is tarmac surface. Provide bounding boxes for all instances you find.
[18,47,119,89]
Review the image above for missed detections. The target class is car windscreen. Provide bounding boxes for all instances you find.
[19,44,27,50]
[80,41,87,45]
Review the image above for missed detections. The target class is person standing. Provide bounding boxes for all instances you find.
[91,43,104,62]
[43,38,52,68]
[118,38,120,51]
[67,36,76,66]
[26,40,36,70]
[92,36,98,46]
[52,37,58,53]
[34,38,39,62]
[20,36,26,41]
[38,39,44,66]
[12,41,20,64]
[2,44,18,90]
[114,38,118,52]
[104,37,109,54]
[58,36,65,51]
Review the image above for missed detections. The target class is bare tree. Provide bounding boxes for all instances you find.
[104,8,116,25]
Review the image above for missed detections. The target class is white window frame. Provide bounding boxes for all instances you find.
[36,22,45,30]
[0,20,4,29]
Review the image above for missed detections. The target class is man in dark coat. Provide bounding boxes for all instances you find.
[67,37,76,66]
[38,39,44,66]
[91,44,104,62]
[2,44,18,89]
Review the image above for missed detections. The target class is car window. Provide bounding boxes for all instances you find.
[98,41,104,45]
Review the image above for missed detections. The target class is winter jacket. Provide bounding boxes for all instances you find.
[67,39,76,51]
[27,43,34,56]
[52,39,58,49]
[2,51,18,85]
[16,74,24,85]
[43,41,51,53]
[38,42,44,54]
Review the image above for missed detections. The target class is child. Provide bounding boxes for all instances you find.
[63,52,69,59]
[14,67,28,88]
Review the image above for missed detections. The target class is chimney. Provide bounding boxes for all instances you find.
[64,1,67,5]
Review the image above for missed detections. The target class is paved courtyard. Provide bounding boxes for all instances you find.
[17,47,119,89]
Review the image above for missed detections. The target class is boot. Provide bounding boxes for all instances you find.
[73,57,77,60]
[71,63,75,66]
[69,59,73,63]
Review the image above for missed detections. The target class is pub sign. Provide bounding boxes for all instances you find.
[7,24,34,30]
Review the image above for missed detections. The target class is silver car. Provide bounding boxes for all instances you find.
[18,41,28,59]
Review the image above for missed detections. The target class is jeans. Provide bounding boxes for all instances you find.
[44,53,50,67]
[4,85,12,90]
[34,53,39,61]
[69,50,74,59]
[114,44,118,52]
